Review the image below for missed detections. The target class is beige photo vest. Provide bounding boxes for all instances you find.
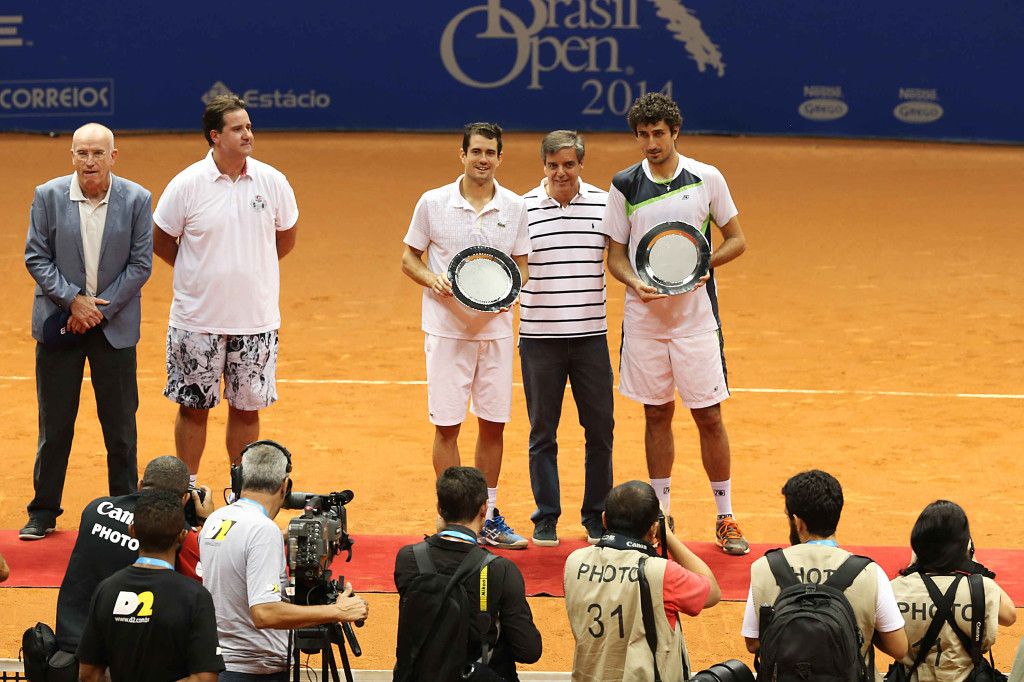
[890,573,1000,681]
[564,545,691,681]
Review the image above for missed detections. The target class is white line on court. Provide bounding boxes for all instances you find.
[1,375,1021,400]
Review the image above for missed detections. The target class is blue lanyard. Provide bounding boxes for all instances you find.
[236,498,269,517]
[806,539,839,547]
[438,530,477,544]
[135,557,174,570]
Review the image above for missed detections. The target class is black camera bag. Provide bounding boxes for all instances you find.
[21,622,57,681]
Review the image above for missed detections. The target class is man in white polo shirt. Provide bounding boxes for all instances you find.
[519,130,613,548]
[401,122,531,549]
[605,93,750,555]
[153,94,298,482]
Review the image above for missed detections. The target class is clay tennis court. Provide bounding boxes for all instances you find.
[1,131,1022,673]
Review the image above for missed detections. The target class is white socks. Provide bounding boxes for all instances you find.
[486,487,498,520]
[651,477,672,515]
[711,479,733,517]
[189,474,197,487]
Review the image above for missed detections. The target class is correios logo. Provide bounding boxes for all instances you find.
[440,0,725,90]
[201,81,330,109]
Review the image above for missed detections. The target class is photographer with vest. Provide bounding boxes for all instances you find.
[77,488,225,681]
[393,466,542,681]
[889,500,1015,681]
[563,480,721,681]
[741,470,908,678]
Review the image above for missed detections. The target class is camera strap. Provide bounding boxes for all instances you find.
[966,573,986,668]
[596,533,658,557]
[637,556,662,682]
[477,554,497,665]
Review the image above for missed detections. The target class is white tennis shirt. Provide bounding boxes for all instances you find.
[154,151,298,335]
[404,176,530,341]
[604,155,738,339]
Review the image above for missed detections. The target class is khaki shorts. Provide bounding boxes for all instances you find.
[424,333,513,425]
[164,327,278,410]
[618,329,729,408]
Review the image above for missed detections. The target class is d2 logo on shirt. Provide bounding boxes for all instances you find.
[251,195,267,211]
[112,590,155,617]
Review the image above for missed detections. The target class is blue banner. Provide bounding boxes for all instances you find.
[2,1,1022,142]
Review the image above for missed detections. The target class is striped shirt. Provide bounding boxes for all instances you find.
[519,180,608,339]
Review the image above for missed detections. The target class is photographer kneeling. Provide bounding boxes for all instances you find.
[889,500,1015,681]
[564,480,721,681]
[199,441,368,681]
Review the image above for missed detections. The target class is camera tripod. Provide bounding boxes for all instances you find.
[290,620,361,682]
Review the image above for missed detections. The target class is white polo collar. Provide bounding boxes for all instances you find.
[448,174,503,213]
[202,149,251,182]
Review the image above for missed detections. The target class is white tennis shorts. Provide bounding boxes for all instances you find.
[424,333,514,426]
[618,329,730,408]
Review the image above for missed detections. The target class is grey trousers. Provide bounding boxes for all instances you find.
[519,335,614,527]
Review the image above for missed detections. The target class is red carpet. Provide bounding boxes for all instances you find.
[3,531,1022,603]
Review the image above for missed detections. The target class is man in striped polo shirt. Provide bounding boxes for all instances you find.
[520,130,614,548]
[605,93,750,555]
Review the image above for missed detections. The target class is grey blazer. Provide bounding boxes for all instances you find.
[25,173,153,349]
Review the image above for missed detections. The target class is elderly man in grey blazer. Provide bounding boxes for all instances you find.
[21,123,153,540]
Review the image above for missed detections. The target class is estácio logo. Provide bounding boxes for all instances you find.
[798,98,848,121]
[894,101,943,124]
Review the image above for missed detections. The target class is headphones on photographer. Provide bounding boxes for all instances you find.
[229,439,293,500]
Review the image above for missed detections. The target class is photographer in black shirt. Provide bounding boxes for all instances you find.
[55,456,213,658]
[78,488,224,682]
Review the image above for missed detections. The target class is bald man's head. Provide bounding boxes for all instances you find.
[71,122,117,198]
[72,122,115,150]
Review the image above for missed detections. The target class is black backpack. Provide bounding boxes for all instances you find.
[756,549,873,682]
[393,542,498,682]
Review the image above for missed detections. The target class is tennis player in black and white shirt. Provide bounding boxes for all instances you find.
[519,130,614,548]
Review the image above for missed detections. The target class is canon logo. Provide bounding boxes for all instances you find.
[798,98,849,121]
[894,101,943,124]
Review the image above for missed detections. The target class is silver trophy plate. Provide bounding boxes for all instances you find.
[635,221,711,295]
[448,245,522,312]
